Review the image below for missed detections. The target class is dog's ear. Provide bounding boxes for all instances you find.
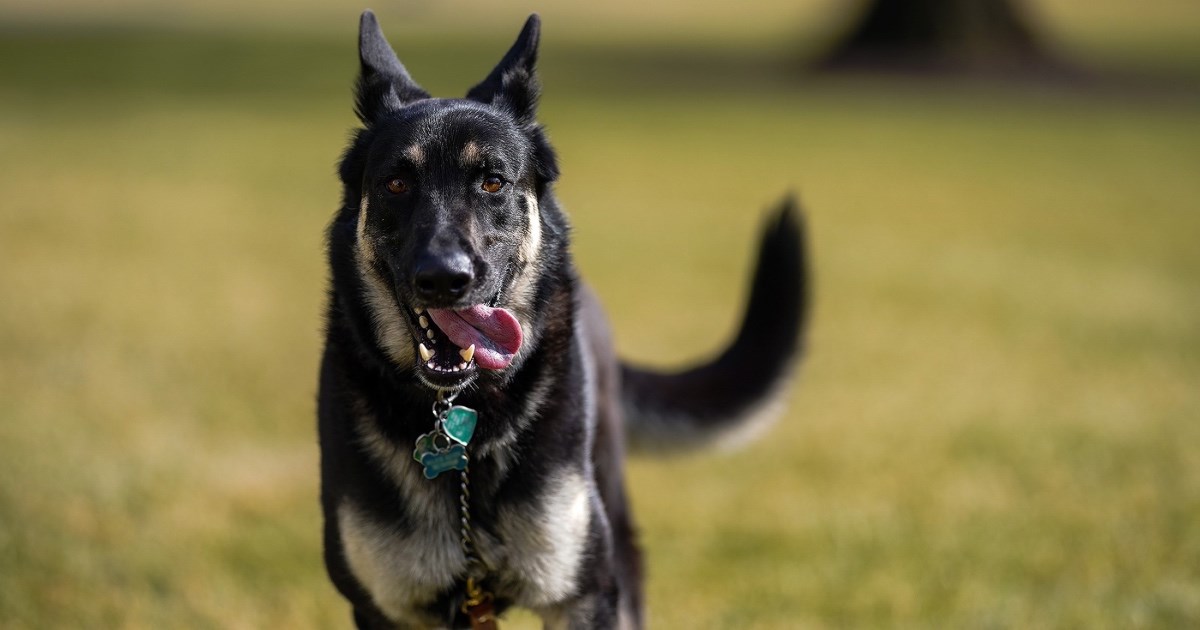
[466,14,541,126]
[355,10,429,123]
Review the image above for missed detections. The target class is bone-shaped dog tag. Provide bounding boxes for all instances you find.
[420,444,468,479]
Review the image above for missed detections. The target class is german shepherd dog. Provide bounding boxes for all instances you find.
[319,11,809,629]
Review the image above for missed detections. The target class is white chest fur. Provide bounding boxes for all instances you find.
[338,453,593,624]
[489,469,591,608]
[338,498,464,624]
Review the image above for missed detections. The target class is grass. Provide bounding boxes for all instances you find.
[1,6,1199,628]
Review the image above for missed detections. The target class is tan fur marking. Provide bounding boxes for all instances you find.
[496,471,590,607]
[338,500,463,624]
[355,194,414,366]
[506,192,543,364]
[356,195,375,263]
[517,192,542,267]
[460,141,481,166]
[404,144,424,164]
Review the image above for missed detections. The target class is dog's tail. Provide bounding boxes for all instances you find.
[619,196,810,454]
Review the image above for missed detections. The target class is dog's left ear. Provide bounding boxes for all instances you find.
[466,14,541,126]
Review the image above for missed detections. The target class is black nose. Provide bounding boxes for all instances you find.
[413,252,474,302]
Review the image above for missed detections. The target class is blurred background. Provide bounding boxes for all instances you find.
[1,0,1198,627]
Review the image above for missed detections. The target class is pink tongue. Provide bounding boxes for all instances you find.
[426,305,523,370]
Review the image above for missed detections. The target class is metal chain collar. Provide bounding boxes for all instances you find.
[431,390,497,629]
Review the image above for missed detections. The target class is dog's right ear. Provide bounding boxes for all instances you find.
[355,10,429,123]
[465,15,541,127]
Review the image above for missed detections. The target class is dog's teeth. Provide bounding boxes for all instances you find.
[419,315,429,329]
[414,306,424,315]
[459,344,475,363]
[426,329,435,340]
[458,362,468,370]
[418,343,433,362]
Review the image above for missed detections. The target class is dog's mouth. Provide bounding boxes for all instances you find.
[410,304,523,386]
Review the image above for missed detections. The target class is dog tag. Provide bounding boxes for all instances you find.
[442,406,478,446]
[413,431,441,463]
[420,443,468,479]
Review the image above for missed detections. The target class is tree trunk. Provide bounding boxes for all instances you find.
[820,0,1056,74]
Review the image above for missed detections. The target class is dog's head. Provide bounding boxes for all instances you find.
[339,12,560,391]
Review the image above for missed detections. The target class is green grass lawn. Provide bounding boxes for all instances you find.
[1,10,1199,628]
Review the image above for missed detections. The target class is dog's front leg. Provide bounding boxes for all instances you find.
[537,549,624,630]
[539,583,622,630]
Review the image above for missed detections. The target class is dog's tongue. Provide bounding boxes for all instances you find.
[427,305,523,370]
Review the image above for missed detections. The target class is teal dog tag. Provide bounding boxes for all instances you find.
[441,406,478,445]
[413,431,441,463]
[420,444,468,479]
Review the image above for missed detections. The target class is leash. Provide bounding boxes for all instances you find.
[414,390,498,630]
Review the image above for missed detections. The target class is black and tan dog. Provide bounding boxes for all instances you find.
[319,11,809,629]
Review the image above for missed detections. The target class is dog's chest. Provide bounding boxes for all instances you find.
[338,453,592,625]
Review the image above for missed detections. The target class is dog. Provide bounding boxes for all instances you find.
[318,11,809,629]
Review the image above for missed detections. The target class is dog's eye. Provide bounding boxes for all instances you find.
[385,178,409,194]
[481,176,504,194]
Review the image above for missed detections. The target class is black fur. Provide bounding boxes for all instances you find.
[319,12,810,629]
